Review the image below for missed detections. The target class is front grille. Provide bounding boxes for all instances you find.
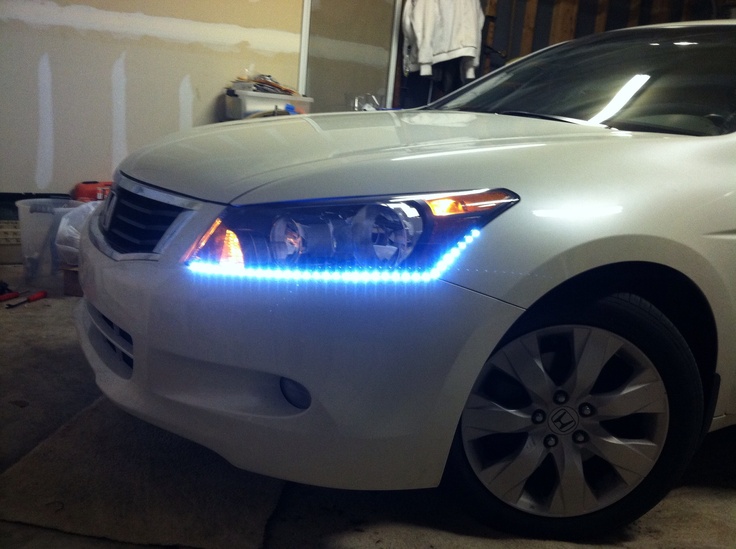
[101,186,185,254]
[86,302,135,377]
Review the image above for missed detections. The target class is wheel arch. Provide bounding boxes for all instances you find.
[506,261,718,432]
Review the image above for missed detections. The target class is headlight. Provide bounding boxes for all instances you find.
[183,188,519,282]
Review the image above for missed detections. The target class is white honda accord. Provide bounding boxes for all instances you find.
[75,21,736,538]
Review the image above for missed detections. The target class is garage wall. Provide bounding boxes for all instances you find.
[0,0,304,195]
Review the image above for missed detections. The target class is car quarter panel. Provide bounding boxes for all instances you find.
[440,135,736,422]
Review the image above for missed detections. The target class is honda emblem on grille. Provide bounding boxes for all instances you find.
[101,191,118,231]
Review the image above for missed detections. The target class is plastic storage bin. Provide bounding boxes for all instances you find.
[16,198,82,282]
[225,89,313,119]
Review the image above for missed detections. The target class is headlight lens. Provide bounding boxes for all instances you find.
[184,188,519,282]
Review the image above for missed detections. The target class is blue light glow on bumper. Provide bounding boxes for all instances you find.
[187,229,481,283]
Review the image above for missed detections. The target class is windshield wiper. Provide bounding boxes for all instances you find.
[498,110,608,128]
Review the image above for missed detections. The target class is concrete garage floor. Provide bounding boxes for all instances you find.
[1,262,735,549]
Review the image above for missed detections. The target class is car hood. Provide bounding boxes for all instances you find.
[118,110,651,204]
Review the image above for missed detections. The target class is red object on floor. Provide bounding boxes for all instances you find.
[0,291,21,302]
[5,290,47,309]
[72,181,112,202]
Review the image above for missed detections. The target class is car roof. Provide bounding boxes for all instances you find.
[643,19,736,28]
[562,19,736,48]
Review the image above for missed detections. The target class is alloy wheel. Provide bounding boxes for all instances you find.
[460,324,669,517]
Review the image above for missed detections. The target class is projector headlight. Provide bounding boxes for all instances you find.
[183,188,519,282]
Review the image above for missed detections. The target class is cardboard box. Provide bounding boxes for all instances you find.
[0,220,21,265]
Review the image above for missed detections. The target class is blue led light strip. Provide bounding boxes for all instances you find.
[187,229,481,283]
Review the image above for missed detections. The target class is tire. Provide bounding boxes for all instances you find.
[444,293,704,539]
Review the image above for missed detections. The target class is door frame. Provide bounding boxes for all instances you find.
[298,0,402,109]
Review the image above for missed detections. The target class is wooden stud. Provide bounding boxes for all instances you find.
[549,0,580,45]
[520,0,540,56]
[595,0,610,33]
[628,0,642,27]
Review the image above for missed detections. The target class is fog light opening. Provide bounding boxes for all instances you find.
[280,377,312,410]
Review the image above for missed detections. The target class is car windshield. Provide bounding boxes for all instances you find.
[433,25,736,136]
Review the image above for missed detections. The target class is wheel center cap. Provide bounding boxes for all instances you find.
[548,406,579,435]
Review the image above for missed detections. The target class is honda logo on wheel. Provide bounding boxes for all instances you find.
[550,408,578,434]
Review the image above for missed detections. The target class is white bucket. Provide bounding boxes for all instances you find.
[16,198,83,282]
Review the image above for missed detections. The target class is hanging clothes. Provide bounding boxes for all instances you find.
[402,0,485,81]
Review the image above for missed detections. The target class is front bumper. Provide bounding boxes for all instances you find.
[74,207,524,490]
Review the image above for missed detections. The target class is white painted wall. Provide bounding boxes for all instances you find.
[0,0,304,194]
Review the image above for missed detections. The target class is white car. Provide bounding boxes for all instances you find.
[75,21,736,538]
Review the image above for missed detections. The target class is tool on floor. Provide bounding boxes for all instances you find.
[0,290,29,302]
[5,290,47,309]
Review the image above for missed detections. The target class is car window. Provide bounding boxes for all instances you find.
[435,26,736,136]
